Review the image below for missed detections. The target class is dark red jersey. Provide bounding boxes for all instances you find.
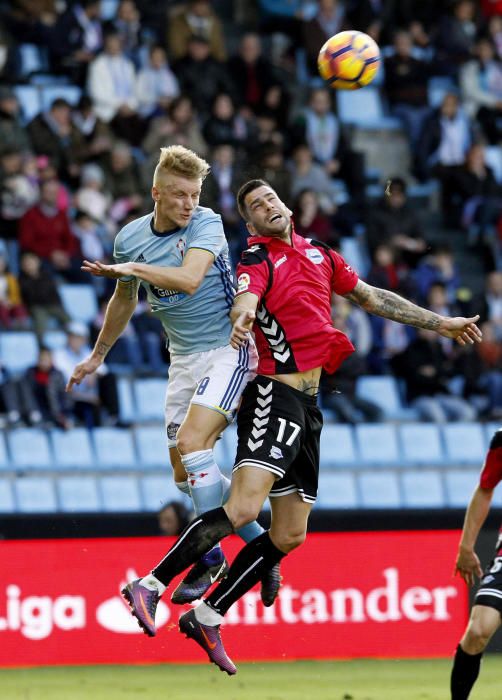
[479,428,502,490]
[235,231,358,375]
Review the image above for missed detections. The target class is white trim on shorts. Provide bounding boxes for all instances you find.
[233,458,285,479]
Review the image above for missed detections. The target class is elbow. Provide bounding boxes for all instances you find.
[183,276,204,296]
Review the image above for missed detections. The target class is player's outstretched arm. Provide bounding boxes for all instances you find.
[455,485,494,586]
[82,249,214,295]
[66,280,138,391]
[343,280,482,346]
[230,292,259,349]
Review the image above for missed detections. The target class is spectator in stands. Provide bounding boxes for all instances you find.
[434,0,479,72]
[54,321,119,428]
[75,163,111,224]
[289,143,340,214]
[24,347,74,428]
[302,0,347,76]
[366,243,411,293]
[87,31,143,145]
[158,501,191,536]
[391,328,477,422]
[71,95,115,164]
[0,247,27,329]
[104,0,141,63]
[366,178,428,267]
[202,93,254,151]
[487,15,502,59]
[142,95,207,161]
[414,245,460,305]
[292,87,365,201]
[48,0,103,85]
[201,144,241,238]
[136,45,179,118]
[450,144,502,264]
[478,271,502,341]
[416,92,474,185]
[384,30,431,149]
[173,36,231,120]
[0,148,39,241]
[0,87,30,153]
[320,354,384,424]
[27,98,86,184]
[228,33,276,115]
[256,83,291,130]
[103,142,145,221]
[293,188,339,247]
[460,36,502,145]
[71,210,108,266]
[167,0,227,62]
[0,361,42,427]
[18,251,70,342]
[257,0,304,44]
[19,178,83,282]
[251,142,292,203]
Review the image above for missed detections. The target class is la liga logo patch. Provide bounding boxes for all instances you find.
[237,273,251,292]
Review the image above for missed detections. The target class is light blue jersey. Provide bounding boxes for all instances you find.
[113,207,234,355]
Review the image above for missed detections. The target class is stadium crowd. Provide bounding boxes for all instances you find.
[0,0,501,429]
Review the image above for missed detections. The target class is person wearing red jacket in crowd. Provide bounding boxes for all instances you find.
[451,428,502,699]
[121,179,482,675]
[19,178,84,282]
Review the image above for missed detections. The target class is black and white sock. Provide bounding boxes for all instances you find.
[203,532,286,617]
[150,507,233,587]
[450,644,483,700]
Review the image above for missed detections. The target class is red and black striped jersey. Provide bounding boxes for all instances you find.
[479,428,502,489]
[235,231,358,375]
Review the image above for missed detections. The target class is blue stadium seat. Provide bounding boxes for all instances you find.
[442,424,486,465]
[57,476,100,512]
[401,470,445,508]
[14,85,41,123]
[320,425,357,468]
[0,432,8,470]
[18,44,48,77]
[0,332,38,374]
[444,470,479,508]
[117,377,136,423]
[51,428,94,469]
[485,423,501,448]
[317,472,358,509]
[340,237,369,277]
[43,330,68,350]
[355,424,400,465]
[355,376,402,419]
[15,476,57,512]
[135,426,168,469]
[8,428,52,469]
[427,76,457,108]
[40,85,82,111]
[0,479,15,512]
[336,87,402,129]
[134,378,166,422]
[100,475,142,511]
[358,471,401,508]
[399,423,443,466]
[59,284,98,323]
[93,428,136,468]
[140,474,186,511]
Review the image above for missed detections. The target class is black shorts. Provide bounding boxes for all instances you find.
[475,541,502,613]
[233,375,323,503]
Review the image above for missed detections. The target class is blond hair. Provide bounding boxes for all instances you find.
[153,145,210,185]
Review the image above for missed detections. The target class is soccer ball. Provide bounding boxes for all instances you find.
[318,30,380,90]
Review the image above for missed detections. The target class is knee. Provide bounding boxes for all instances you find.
[462,622,492,655]
[176,427,204,455]
[271,528,307,554]
[225,501,261,531]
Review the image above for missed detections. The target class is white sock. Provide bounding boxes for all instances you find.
[194,601,224,627]
[139,574,167,596]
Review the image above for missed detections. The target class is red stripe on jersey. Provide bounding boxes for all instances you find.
[479,447,502,489]
[236,232,358,375]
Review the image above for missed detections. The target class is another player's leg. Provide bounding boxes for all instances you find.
[180,489,311,673]
[451,605,501,699]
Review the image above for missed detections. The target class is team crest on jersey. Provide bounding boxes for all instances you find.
[237,273,250,293]
[176,238,186,258]
[306,248,324,265]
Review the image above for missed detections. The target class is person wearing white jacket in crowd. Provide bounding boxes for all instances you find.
[136,45,180,118]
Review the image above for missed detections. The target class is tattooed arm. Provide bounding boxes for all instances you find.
[343,279,482,346]
[66,279,139,391]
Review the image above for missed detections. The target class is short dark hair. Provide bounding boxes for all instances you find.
[237,178,271,219]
